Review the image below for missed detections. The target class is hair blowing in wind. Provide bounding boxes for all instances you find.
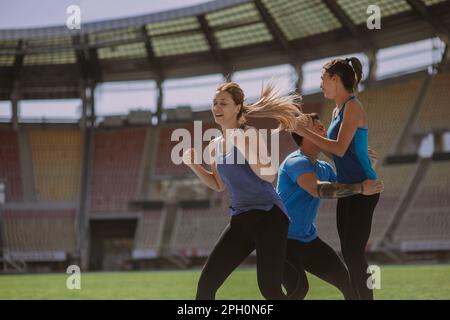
[244,82,304,132]
[217,81,304,132]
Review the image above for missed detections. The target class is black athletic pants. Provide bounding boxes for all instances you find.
[337,193,380,300]
[283,237,357,300]
[196,205,289,300]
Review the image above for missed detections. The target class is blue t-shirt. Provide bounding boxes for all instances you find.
[277,150,337,243]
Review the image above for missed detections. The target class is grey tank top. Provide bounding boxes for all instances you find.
[215,136,288,217]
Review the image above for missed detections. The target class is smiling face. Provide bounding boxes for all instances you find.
[212,90,241,125]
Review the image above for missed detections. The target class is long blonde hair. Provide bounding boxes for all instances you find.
[216,82,303,131]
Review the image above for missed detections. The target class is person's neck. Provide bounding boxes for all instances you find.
[221,121,241,140]
[300,143,320,163]
[335,91,353,110]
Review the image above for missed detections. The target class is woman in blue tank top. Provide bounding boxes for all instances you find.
[184,82,302,300]
[295,57,383,300]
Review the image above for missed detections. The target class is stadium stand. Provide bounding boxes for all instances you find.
[0,129,23,201]
[90,127,147,213]
[416,72,450,131]
[370,163,418,246]
[170,207,229,258]
[1,0,450,271]
[1,208,77,262]
[169,192,230,258]
[28,127,83,202]
[133,210,166,259]
[393,161,450,250]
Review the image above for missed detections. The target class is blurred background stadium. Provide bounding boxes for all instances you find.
[0,0,449,298]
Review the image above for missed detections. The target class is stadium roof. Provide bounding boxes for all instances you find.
[0,0,450,100]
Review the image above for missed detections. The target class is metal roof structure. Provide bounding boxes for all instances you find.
[0,0,449,101]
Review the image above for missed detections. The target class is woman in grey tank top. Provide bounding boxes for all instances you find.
[184,82,304,300]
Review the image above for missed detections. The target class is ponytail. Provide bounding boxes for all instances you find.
[348,57,363,89]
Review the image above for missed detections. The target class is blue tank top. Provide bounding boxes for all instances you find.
[327,96,377,184]
[215,136,289,217]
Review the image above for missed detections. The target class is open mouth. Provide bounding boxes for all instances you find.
[215,114,224,118]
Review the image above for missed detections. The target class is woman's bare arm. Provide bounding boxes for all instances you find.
[296,100,362,157]
[183,139,225,192]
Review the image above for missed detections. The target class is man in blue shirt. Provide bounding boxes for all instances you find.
[277,113,383,300]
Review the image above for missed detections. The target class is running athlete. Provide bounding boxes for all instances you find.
[277,113,383,300]
[295,57,382,300]
[183,82,303,300]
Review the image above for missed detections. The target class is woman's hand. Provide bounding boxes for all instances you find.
[183,144,225,192]
[368,147,378,167]
[293,114,313,133]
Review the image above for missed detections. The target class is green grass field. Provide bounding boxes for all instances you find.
[0,264,449,299]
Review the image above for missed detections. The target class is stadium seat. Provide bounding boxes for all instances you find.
[394,161,450,245]
[28,127,83,201]
[0,130,23,201]
[169,192,230,257]
[133,210,165,259]
[417,72,450,131]
[90,127,147,213]
[1,208,77,261]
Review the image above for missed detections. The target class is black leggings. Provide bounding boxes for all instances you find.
[196,205,289,300]
[283,237,357,300]
[337,193,380,300]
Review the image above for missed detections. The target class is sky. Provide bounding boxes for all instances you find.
[0,0,446,120]
[0,0,210,29]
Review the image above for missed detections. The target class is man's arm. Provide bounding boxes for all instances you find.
[297,172,383,199]
[317,181,362,198]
